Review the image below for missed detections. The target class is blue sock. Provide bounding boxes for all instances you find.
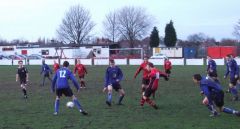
[118,95,124,104]
[73,99,82,110]
[54,99,60,113]
[230,87,238,97]
[223,107,236,114]
[107,93,112,103]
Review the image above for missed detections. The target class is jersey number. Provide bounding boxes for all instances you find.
[59,70,66,78]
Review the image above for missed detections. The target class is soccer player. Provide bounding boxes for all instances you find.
[140,63,168,109]
[74,59,88,88]
[134,56,151,94]
[16,60,29,99]
[224,54,239,101]
[40,60,52,86]
[103,59,125,106]
[164,58,172,77]
[52,61,88,115]
[53,60,60,73]
[193,74,240,117]
[206,56,218,82]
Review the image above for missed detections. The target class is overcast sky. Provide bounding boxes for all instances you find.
[0,0,239,41]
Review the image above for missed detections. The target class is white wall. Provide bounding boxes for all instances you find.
[0,58,233,66]
[94,59,109,65]
[170,59,184,65]
[149,59,164,65]
[186,58,204,65]
[114,59,127,65]
[129,59,142,65]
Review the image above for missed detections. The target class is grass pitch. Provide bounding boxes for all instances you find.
[0,65,240,129]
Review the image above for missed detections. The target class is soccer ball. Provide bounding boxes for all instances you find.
[66,101,74,108]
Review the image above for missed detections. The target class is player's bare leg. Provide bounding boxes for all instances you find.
[21,84,28,99]
[80,78,86,88]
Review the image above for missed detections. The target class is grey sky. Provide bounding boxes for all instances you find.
[0,0,239,41]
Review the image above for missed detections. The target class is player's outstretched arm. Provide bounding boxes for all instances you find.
[134,66,142,79]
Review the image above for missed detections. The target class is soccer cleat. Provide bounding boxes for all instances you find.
[79,110,88,115]
[209,112,219,117]
[152,105,158,110]
[106,101,111,107]
[235,111,240,117]
[53,112,58,115]
[24,95,28,99]
[225,89,230,93]
[232,96,238,101]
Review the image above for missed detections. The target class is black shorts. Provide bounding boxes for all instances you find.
[142,78,150,85]
[144,87,155,97]
[230,77,239,86]
[79,75,85,79]
[20,78,27,85]
[112,83,122,92]
[208,71,218,77]
[212,90,224,107]
[56,88,73,97]
[165,69,171,74]
[44,73,50,77]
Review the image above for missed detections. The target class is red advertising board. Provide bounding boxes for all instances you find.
[21,50,27,55]
[207,46,237,58]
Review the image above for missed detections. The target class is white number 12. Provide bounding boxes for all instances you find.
[59,70,66,78]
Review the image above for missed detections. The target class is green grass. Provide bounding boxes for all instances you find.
[0,65,240,129]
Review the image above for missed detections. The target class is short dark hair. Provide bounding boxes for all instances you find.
[18,60,23,63]
[109,59,115,63]
[148,62,154,68]
[63,61,69,67]
[226,54,232,58]
[193,74,202,81]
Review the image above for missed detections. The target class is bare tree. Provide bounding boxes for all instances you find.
[116,6,152,48]
[187,33,214,43]
[233,19,240,40]
[57,5,95,45]
[103,11,119,43]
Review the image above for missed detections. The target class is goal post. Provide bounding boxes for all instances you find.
[109,48,143,59]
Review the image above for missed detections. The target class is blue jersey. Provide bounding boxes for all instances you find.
[52,67,80,91]
[200,77,223,105]
[207,59,217,72]
[104,66,123,87]
[225,59,239,77]
[41,63,52,74]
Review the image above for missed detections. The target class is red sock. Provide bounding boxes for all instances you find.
[140,97,145,106]
[146,98,155,107]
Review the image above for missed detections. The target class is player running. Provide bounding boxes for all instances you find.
[16,60,29,99]
[74,59,87,88]
[206,56,218,82]
[224,54,239,101]
[193,74,240,117]
[140,63,168,109]
[164,58,172,77]
[53,60,60,73]
[103,59,125,106]
[52,61,88,115]
[134,56,151,94]
[40,60,52,87]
